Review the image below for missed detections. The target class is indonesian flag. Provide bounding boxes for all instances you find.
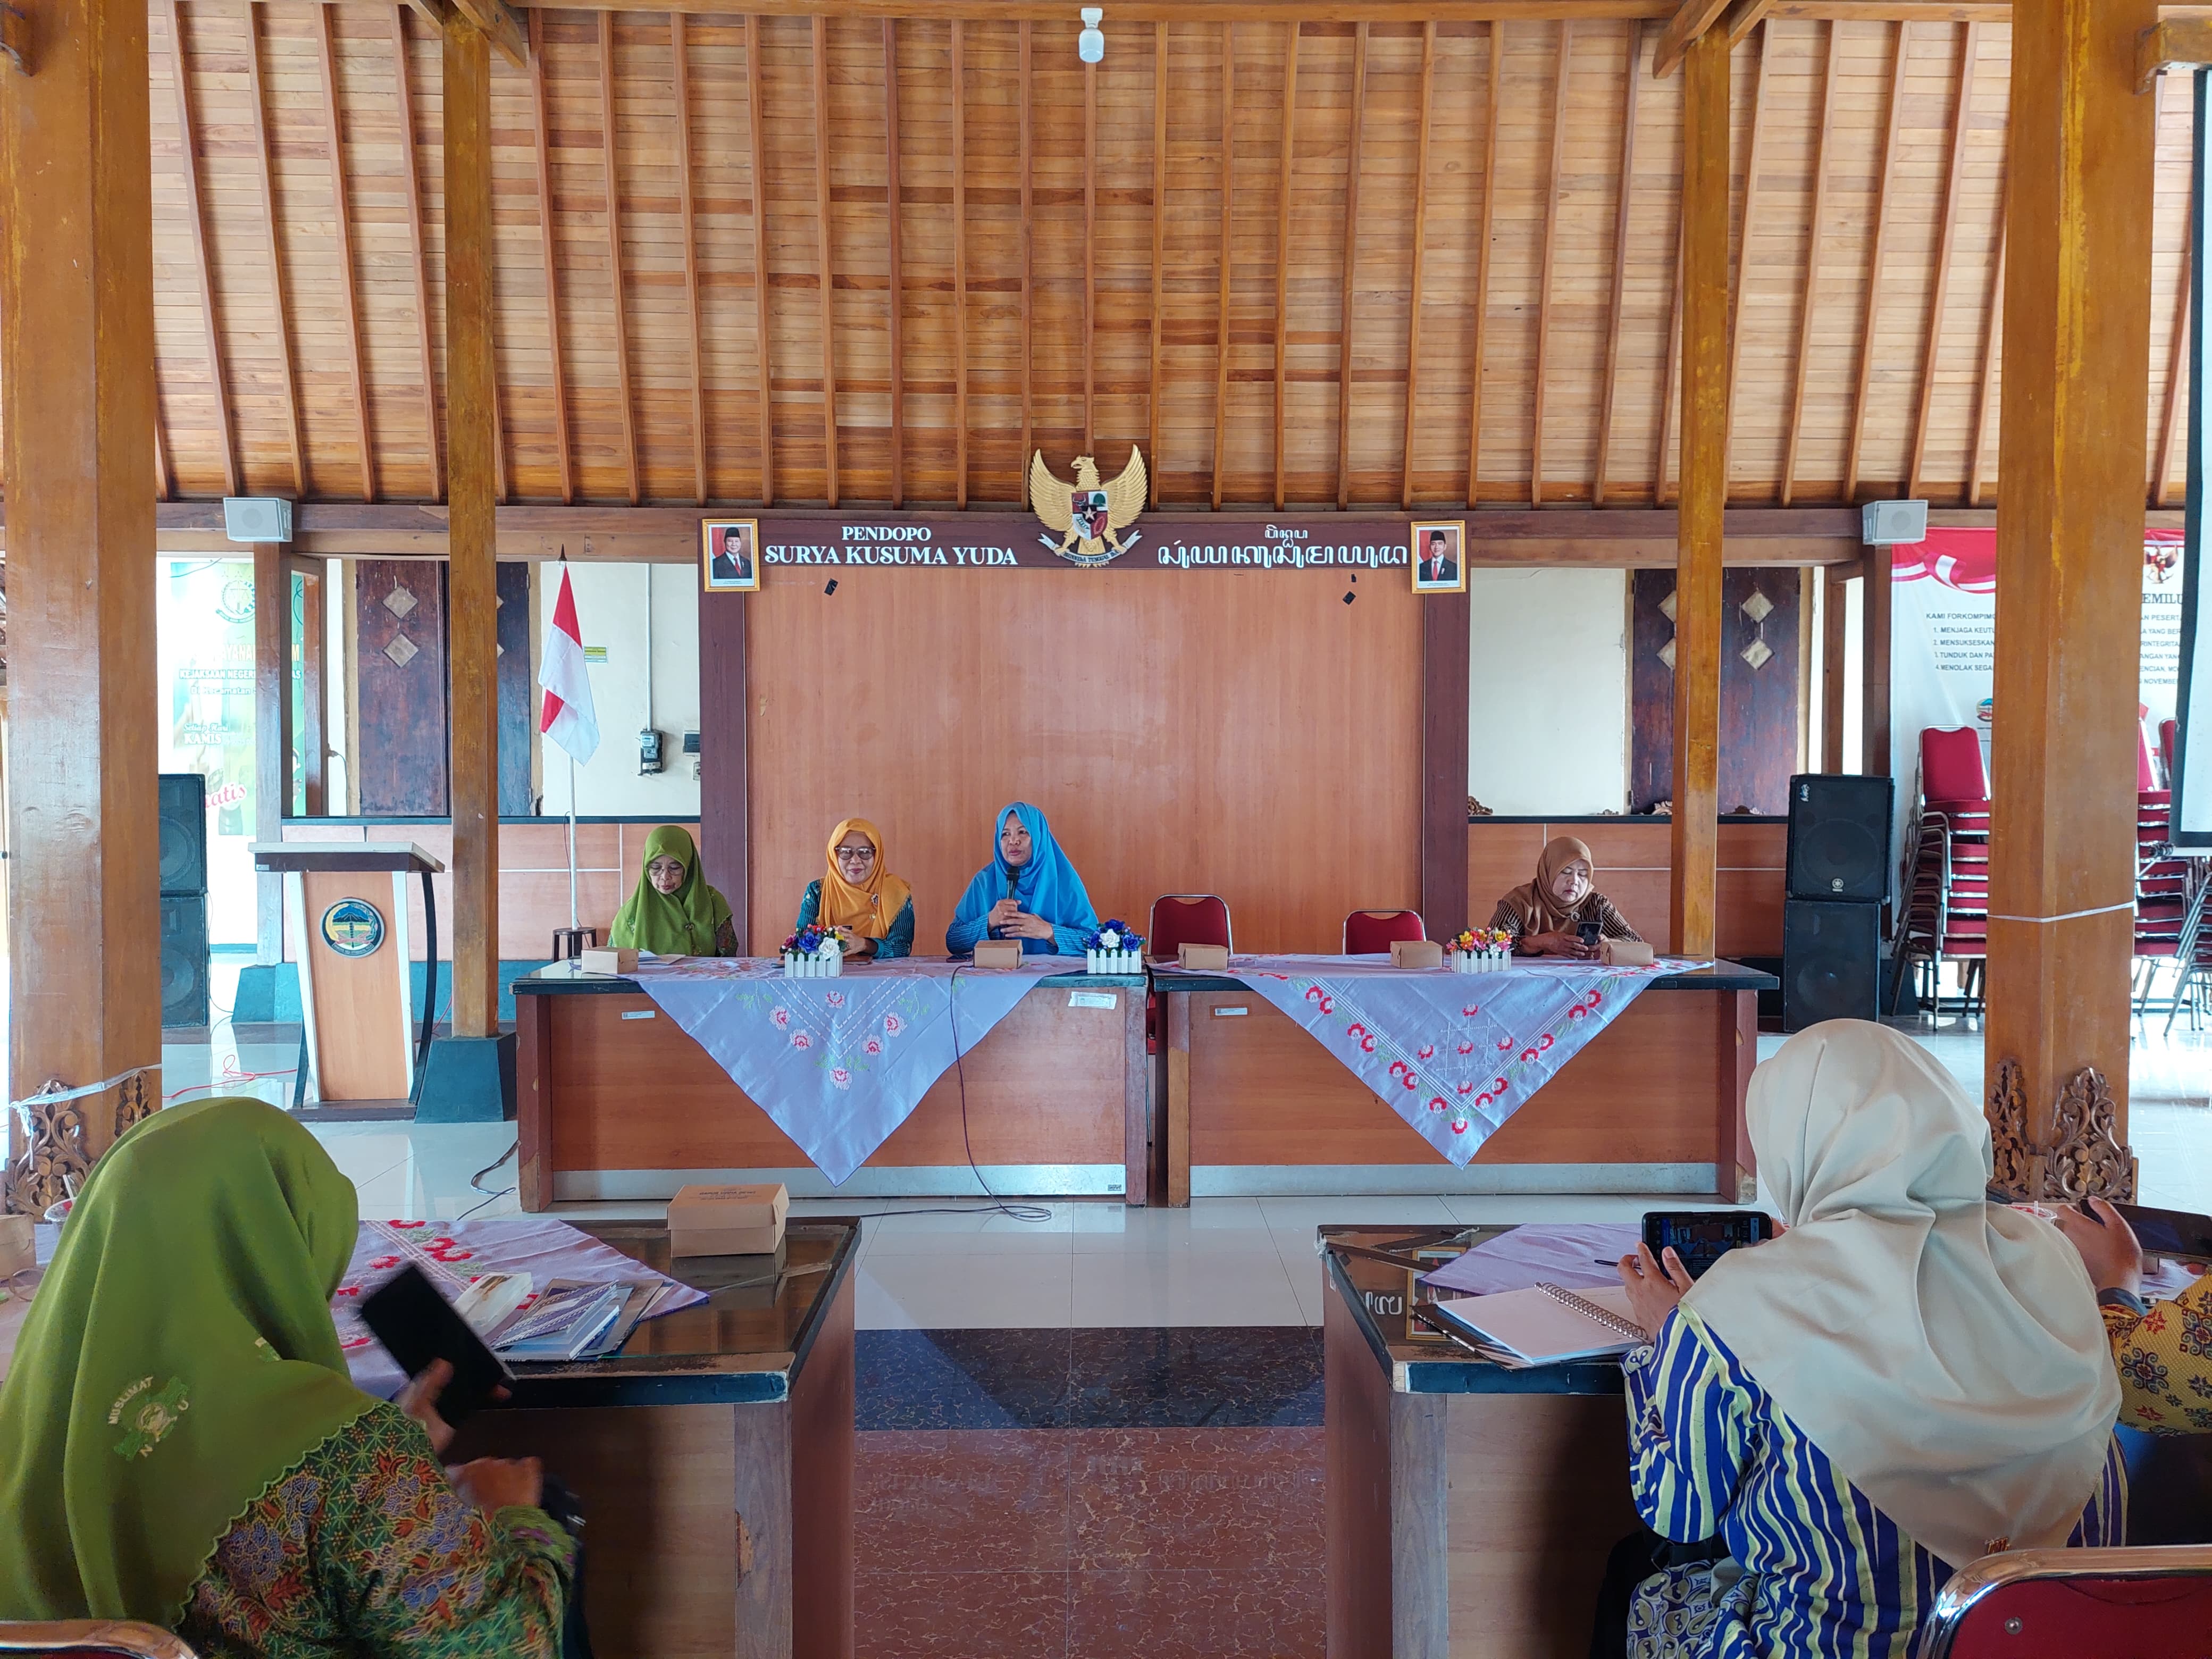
[537,563,600,764]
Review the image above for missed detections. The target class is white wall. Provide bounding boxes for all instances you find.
[538,562,703,817]
[1464,568,1631,814]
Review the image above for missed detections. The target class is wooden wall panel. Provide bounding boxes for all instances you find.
[70,10,2212,512]
[743,565,1421,957]
[353,560,448,815]
[1628,568,1802,818]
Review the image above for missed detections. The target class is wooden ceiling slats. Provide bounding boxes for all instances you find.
[98,7,2193,514]
[2148,67,2196,506]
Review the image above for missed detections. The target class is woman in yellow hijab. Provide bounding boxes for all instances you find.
[794,818,916,960]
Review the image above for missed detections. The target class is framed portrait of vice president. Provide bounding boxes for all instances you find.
[1410,520,1467,594]
[701,520,761,592]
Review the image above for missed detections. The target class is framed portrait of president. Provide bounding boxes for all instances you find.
[1410,520,1466,593]
[701,520,761,592]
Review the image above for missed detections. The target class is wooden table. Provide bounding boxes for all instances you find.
[1158,963,1774,1203]
[453,1219,859,1659]
[1322,1223,1641,1659]
[514,964,1152,1207]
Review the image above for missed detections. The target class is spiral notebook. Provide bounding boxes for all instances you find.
[1426,1281,1645,1368]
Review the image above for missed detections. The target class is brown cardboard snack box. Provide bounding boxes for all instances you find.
[579,947,640,976]
[0,1214,32,1278]
[668,1182,789,1258]
[1599,939,1656,968]
[971,940,1025,969]
[1177,943,1230,971]
[1390,939,1445,970]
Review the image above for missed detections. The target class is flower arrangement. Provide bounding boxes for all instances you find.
[782,925,844,978]
[1084,920,1145,975]
[1448,928,1513,974]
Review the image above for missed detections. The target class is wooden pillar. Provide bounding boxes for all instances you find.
[1,0,162,1198]
[1983,0,2156,1198]
[1822,566,1850,773]
[1860,541,1892,777]
[445,16,499,1038]
[1670,28,1729,959]
[1419,591,1472,941]
[253,541,293,961]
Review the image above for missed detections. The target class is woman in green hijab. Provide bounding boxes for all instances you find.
[0,1097,573,1659]
[608,825,737,956]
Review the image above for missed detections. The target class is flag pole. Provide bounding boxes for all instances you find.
[567,751,579,932]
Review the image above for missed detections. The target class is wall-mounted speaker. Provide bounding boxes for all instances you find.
[158,772,208,897]
[161,893,211,1029]
[1783,898,1880,1032]
[1787,773,1895,903]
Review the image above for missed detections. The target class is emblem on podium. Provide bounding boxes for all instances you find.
[321,898,387,958]
[1028,447,1148,567]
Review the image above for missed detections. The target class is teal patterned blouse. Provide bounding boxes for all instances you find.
[795,879,915,959]
[178,1401,573,1659]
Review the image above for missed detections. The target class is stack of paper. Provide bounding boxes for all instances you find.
[1425,1282,1645,1369]
[489,1278,672,1362]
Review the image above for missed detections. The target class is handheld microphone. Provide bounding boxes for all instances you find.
[998,865,1019,937]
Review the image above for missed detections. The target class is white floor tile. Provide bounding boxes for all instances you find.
[1069,1245,1305,1327]
[856,1249,1074,1330]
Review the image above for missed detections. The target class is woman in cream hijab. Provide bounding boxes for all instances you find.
[1607,1021,2123,1658]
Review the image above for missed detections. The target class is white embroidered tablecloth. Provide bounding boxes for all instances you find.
[333,1217,707,1398]
[1155,954,1699,1166]
[626,954,1087,1184]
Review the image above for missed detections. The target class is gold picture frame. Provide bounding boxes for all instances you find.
[1410,520,1467,594]
[701,520,761,592]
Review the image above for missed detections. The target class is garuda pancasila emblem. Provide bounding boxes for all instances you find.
[1028,447,1147,567]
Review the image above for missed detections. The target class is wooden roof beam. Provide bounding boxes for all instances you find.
[1273,20,1298,510]
[1083,37,1096,457]
[1721,17,1771,482]
[1845,19,1909,501]
[1969,188,2006,507]
[391,7,444,501]
[1725,0,1777,46]
[449,0,527,69]
[1466,21,1501,506]
[886,17,907,504]
[1147,20,1165,506]
[1653,0,1732,79]
[1212,22,1234,510]
[746,14,774,504]
[2139,17,2212,94]
[1531,19,1572,505]
[1398,19,1435,511]
[314,6,373,502]
[1907,21,1977,500]
[162,0,239,497]
[242,2,305,498]
[1593,19,1643,507]
[1781,17,1840,506]
[953,18,970,508]
[601,11,640,504]
[1334,20,1365,512]
[674,14,706,506]
[504,2,2007,18]
[529,9,573,504]
[1019,20,1034,494]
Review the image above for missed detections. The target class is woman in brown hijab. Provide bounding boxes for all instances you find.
[1490,835,1643,959]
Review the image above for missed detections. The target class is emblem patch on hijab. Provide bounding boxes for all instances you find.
[110,1376,191,1459]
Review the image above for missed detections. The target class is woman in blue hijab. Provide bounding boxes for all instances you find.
[946,802,1101,957]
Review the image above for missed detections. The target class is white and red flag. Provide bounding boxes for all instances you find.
[537,562,600,764]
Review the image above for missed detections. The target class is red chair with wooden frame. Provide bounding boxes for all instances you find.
[1147,894,1233,960]
[1343,910,1425,954]
[1917,1545,2212,1658]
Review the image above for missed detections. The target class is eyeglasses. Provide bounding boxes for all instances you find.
[835,847,876,862]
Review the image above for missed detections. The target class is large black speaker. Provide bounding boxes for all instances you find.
[1783,898,1880,1031]
[161,893,211,1028]
[1786,773,1895,902]
[158,772,208,896]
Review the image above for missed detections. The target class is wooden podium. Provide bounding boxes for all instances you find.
[250,842,445,1107]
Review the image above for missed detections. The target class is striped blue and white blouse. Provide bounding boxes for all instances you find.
[1624,1305,2125,1658]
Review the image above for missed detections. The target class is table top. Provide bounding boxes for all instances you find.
[1163,957,1778,994]
[513,957,1150,994]
[1322,1222,1629,1397]
[492,1219,861,1407]
[250,840,447,875]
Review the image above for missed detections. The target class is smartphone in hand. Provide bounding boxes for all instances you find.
[360,1264,513,1427]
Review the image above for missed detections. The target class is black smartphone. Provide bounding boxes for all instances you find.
[1643,1210,1775,1280]
[2099,1201,2212,1261]
[359,1263,513,1427]
[1578,922,1602,948]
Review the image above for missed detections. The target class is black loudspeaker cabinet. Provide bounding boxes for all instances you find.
[1782,899,1880,1032]
[1786,773,1895,902]
[161,893,211,1029]
[158,771,209,896]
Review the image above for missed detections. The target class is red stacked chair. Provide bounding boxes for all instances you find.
[1912,727,1991,1013]
[1147,893,1233,959]
[1918,1544,2212,1657]
[2136,787,2192,1018]
[1343,910,1425,954]
[2158,716,2179,790]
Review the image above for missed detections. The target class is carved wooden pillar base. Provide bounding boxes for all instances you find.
[1985,1058,2137,1204]
[3,1073,156,1215]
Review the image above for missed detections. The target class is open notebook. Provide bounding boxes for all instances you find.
[1425,1281,1646,1369]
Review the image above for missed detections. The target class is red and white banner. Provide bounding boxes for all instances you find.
[537,564,600,765]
